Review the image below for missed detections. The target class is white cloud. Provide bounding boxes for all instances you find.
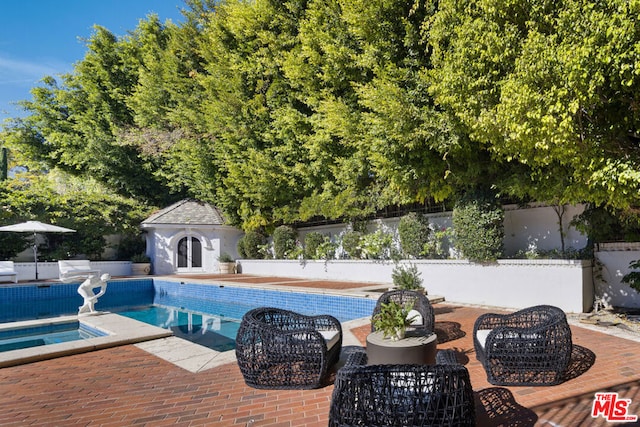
[0,55,66,85]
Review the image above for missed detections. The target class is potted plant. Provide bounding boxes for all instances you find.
[131,253,151,275]
[217,252,236,274]
[372,301,417,341]
[392,264,425,293]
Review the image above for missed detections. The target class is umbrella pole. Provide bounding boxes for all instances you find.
[32,232,38,281]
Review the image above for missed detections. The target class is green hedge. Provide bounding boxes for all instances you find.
[452,198,504,262]
[398,212,430,258]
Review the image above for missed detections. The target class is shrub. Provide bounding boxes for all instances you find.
[341,231,363,259]
[0,233,29,260]
[303,232,325,259]
[317,239,337,260]
[305,233,337,260]
[131,253,151,263]
[237,230,267,259]
[272,225,297,259]
[392,264,424,291]
[361,229,393,260]
[398,212,431,258]
[621,260,640,293]
[572,205,640,243]
[217,252,234,262]
[422,226,453,259]
[116,233,147,261]
[452,197,504,262]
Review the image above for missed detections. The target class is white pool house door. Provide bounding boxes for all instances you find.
[176,236,203,271]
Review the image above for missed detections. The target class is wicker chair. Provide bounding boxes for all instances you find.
[235,307,342,389]
[473,304,573,386]
[371,290,435,334]
[329,349,476,426]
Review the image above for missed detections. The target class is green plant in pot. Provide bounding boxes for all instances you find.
[217,252,236,274]
[372,301,417,341]
[391,264,424,293]
[131,253,151,275]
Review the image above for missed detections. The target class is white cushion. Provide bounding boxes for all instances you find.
[319,330,340,350]
[476,329,491,350]
[407,309,423,326]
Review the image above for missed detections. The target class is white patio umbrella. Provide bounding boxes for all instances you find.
[0,220,76,280]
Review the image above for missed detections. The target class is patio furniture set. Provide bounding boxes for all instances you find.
[0,259,103,284]
[235,291,575,426]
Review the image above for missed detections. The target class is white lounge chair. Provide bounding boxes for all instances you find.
[0,261,18,283]
[58,260,101,283]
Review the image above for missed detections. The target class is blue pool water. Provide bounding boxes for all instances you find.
[0,278,377,352]
[0,321,106,353]
[117,303,241,352]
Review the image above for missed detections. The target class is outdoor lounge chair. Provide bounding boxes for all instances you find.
[473,304,573,386]
[371,289,435,334]
[0,261,18,283]
[58,260,101,283]
[328,348,476,426]
[235,307,342,389]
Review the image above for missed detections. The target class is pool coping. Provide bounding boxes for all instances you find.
[0,312,172,368]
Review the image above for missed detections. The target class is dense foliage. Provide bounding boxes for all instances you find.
[303,232,325,259]
[398,212,431,258]
[452,197,505,262]
[237,230,267,259]
[272,225,297,259]
[1,0,639,234]
[0,171,150,259]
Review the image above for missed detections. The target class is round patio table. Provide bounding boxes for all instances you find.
[366,330,437,365]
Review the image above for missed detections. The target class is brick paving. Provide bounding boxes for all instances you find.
[1,276,640,426]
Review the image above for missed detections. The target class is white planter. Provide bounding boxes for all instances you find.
[218,262,236,274]
[237,259,594,313]
[131,263,151,275]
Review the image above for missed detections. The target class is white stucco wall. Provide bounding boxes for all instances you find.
[503,204,586,255]
[594,243,640,309]
[237,259,594,313]
[296,204,587,257]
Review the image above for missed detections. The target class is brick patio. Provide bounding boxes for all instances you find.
[1,276,639,426]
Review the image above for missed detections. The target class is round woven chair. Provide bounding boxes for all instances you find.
[329,349,475,426]
[473,304,573,386]
[371,290,435,334]
[235,307,342,389]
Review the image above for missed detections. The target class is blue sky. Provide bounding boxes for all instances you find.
[0,1,185,122]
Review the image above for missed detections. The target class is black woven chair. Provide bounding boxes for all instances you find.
[235,307,342,389]
[371,290,435,334]
[473,304,573,386]
[329,349,475,426]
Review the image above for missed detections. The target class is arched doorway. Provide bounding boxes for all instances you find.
[177,236,202,271]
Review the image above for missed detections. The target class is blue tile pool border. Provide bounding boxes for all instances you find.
[0,278,377,323]
[152,279,376,322]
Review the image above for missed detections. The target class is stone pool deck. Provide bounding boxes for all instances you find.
[0,274,639,426]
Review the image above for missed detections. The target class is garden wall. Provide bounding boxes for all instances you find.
[237,259,594,313]
[593,243,640,309]
[296,203,588,258]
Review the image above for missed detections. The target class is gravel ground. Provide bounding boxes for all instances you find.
[569,308,640,339]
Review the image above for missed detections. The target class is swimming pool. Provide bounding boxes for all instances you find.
[0,278,377,324]
[0,278,377,367]
[0,321,107,353]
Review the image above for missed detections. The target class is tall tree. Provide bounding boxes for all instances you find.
[428,0,640,208]
[199,0,318,229]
